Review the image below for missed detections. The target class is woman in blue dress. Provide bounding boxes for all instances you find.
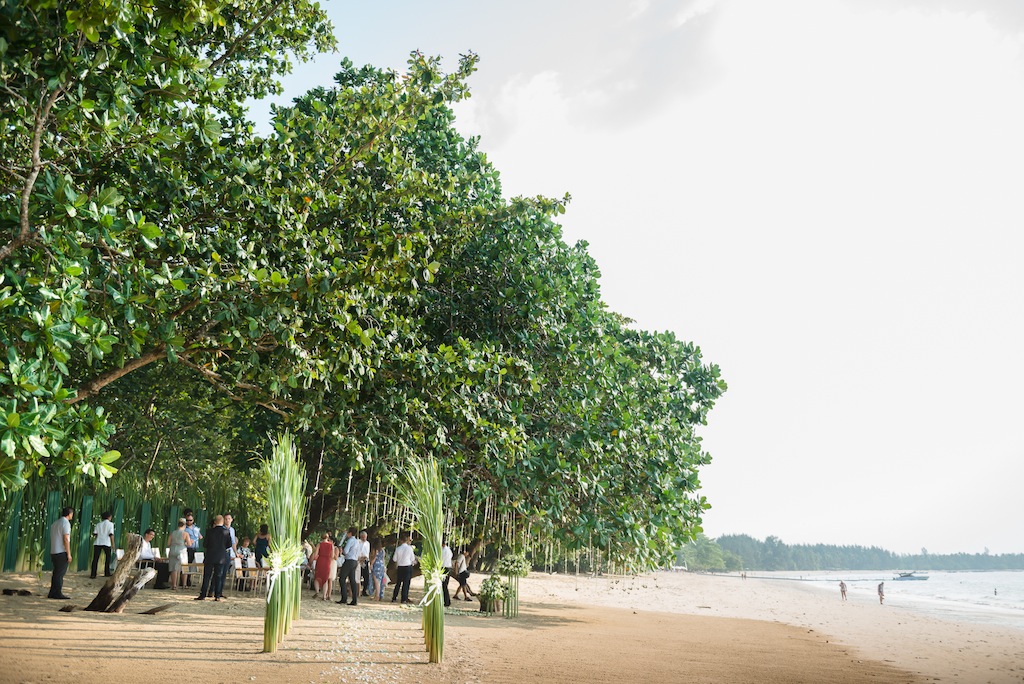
[370,541,388,600]
[254,524,271,567]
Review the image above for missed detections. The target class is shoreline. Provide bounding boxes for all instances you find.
[517,571,1024,683]
[0,570,1020,683]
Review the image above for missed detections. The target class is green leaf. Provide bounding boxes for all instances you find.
[138,222,162,239]
[94,186,125,208]
[0,431,14,457]
[0,456,27,490]
[28,434,48,456]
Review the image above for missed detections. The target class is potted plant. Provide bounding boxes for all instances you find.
[478,574,509,614]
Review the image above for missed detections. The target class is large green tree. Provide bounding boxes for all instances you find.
[2,2,726,567]
[0,0,333,490]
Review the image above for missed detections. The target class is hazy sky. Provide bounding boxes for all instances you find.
[253,0,1024,555]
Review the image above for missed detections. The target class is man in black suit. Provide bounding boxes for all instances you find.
[195,515,232,602]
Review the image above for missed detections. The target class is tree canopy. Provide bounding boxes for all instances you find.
[1,1,726,568]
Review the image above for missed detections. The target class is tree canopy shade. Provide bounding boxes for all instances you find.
[0,0,334,489]
[1,2,726,567]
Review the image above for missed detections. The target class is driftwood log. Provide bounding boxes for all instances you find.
[85,533,155,613]
[139,603,174,615]
[107,567,156,613]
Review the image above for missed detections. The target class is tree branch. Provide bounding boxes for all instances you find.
[67,345,168,405]
[177,357,294,418]
[209,0,288,71]
[0,85,66,262]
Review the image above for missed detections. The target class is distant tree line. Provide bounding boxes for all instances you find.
[680,534,1024,572]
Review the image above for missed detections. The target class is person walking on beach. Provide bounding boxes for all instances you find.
[48,507,74,599]
[839,580,847,601]
[451,547,476,601]
[877,581,885,605]
[90,510,115,578]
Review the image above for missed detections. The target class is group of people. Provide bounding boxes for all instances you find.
[307,530,477,608]
[310,527,392,605]
[120,510,274,596]
[45,506,275,601]
[47,506,477,610]
[836,580,885,605]
[186,513,272,601]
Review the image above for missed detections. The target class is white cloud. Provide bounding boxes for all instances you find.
[268,0,1024,554]
[457,0,1024,554]
[675,0,721,27]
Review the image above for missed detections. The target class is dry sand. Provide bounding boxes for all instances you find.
[0,570,1020,683]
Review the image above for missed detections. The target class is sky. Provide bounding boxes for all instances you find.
[251,0,1024,555]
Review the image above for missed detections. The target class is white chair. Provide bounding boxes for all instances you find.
[231,557,262,595]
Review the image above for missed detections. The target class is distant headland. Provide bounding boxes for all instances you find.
[681,533,1024,572]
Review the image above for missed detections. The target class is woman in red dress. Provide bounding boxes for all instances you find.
[311,532,337,600]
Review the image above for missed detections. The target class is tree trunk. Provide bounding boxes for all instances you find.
[107,568,156,613]
[85,533,143,612]
[467,538,485,570]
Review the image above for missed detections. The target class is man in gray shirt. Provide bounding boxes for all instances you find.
[48,507,74,599]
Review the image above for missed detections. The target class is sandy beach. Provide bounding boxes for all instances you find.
[0,570,1020,683]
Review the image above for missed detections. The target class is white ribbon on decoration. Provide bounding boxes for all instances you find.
[418,572,444,607]
[265,561,302,604]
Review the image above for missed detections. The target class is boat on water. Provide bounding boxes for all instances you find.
[894,571,929,580]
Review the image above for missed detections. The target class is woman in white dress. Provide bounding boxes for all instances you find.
[166,519,190,590]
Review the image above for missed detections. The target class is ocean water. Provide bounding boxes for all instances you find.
[755,570,1024,630]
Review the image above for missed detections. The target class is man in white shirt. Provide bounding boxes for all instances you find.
[441,540,453,607]
[90,511,115,578]
[337,527,361,606]
[359,531,371,597]
[48,507,74,599]
[138,529,160,565]
[391,534,417,604]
